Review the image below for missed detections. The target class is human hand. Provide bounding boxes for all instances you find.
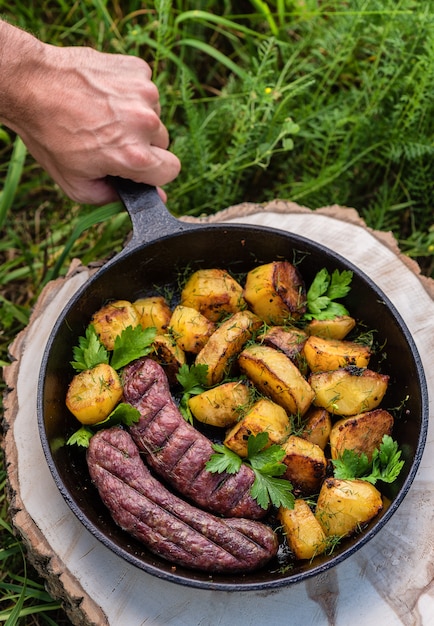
[0,24,180,204]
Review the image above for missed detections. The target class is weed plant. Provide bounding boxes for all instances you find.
[0,1,433,623]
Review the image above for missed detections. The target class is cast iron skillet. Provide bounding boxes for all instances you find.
[37,178,428,591]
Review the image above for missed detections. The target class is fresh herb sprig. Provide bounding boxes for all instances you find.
[176,363,209,424]
[70,325,109,371]
[67,323,156,447]
[305,268,353,320]
[70,323,157,373]
[110,325,157,370]
[206,432,294,510]
[332,435,404,484]
[66,402,141,448]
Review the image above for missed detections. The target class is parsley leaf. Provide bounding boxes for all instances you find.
[66,426,94,448]
[97,402,141,428]
[327,269,353,300]
[66,403,140,448]
[370,435,405,484]
[247,430,270,458]
[247,436,286,475]
[206,443,242,474]
[332,448,371,480]
[70,325,109,372]
[250,471,295,509]
[110,325,157,370]
[71,323,157,373]
[176,363,209,424]
[206,432,294,510]
[332,435,404,485]
[305,268,353,320]
[176,363,209,395]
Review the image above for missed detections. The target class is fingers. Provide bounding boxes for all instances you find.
[58,178,118,206]
[110,53,162,117]
[139,111,170,151]
[156,186,168,203]
[59,145,180,205]
[111,145,181,190]
[141,79,161,118]
[68,180,170,207]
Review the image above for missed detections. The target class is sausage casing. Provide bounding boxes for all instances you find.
[87,427,278,572]
[123,357,267,519]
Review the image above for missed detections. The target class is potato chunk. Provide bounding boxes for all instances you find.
[315,477,383,537]
[303,335,371,373]
[258,325,307,361]
[301,407,332,450]
[66,363,123,425]
[306,316,356,340]
[149,334,186,385]
[133,296,172,334]
[309,367,389,416]
[329,408,394,461]
[188,381,250,427]
[278,500,327,560]
[181,268,246,322]
[238,344,314,416]
[281,435,327,495]
[224,398,290,457]
[195,310,262,386]
[169,304,216,354]
[243,261,306,324]
[91,299,139,350]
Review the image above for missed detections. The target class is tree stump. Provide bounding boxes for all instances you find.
[3,202,434,626]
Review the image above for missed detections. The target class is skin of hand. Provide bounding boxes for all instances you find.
[0,21,181,204]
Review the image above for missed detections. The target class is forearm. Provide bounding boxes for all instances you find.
[0,20,46,133]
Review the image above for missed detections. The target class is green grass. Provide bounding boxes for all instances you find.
[0,449,68,624]
[0,1,433,623]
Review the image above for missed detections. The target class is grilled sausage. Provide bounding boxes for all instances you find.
[87,427,278,572]
[123,357,267,519]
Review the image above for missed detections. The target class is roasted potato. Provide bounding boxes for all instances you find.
[150,334,186,385]
[281,435,327,495]
[329,408,394,461]
[306,315,356,340]
[309,367,389,416]
[133,296,172,334]
[224,398,290,457]
[243,261,306,324]
[258,325,307,361]
[181,268,246,322]
[315,477,383,537]
[91,299,140,350]
[66,363,123,425]
[238,343,314,416]
[169,304,216,354]
[301,407,332,450]
[188,381,251,427]
[278,499,327,560]
[303,335,371,373]
[195,310,262,386]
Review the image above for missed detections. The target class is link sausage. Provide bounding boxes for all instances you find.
[87,427,278,572]
[123,357,267,519]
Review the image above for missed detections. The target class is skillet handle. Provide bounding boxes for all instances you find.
[109,176,190,248]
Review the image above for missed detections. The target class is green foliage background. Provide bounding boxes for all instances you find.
[0,1,433,623]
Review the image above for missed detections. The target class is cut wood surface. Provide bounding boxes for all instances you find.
[3,202,434,626]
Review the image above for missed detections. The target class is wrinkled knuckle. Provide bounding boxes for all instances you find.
[124,145,153,170]
[140,109,162,133]
[129,54,153,75]
[143,80,160,102]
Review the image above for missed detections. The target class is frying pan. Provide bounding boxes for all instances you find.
[37,178,428,591]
